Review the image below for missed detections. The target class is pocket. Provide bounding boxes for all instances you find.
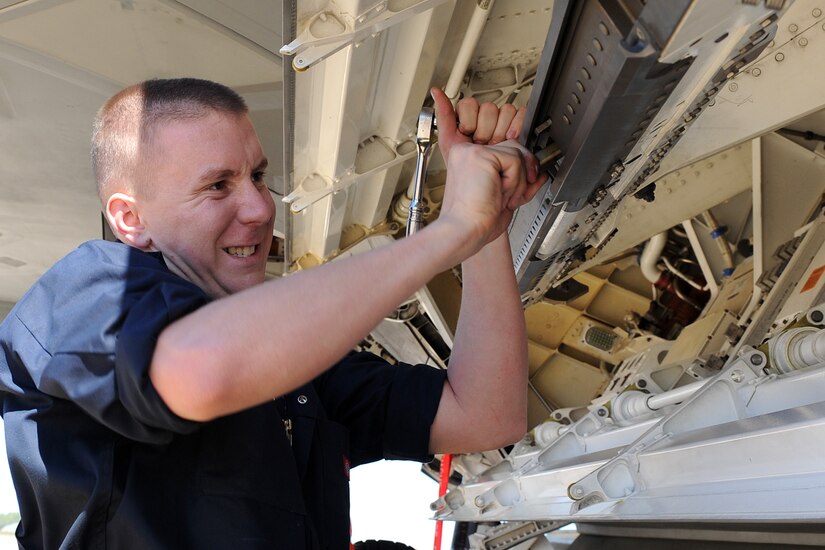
[197,404,304,514]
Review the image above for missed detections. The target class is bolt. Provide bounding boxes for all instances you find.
[637,379,648,388]
[799,37,809,47]
[572,486,584,498]
[730,369,744,383]
[811,310,824,323]
[474,496,486,508]
[789,23,799,33]
[775,52,785,62]
[750,354,764,366]
[597,408,607,417]
[752,68,761,77]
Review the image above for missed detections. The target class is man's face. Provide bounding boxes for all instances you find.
[136,111,275,298]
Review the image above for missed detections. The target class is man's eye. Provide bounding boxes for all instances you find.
[252,171,267,185]
[210,181,226,191]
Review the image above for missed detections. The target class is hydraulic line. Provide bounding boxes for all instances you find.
[640,232,667,284]
[444,0,496,100]
[700,210,735,278]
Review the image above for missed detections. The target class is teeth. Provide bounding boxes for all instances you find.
[225,245,256,257]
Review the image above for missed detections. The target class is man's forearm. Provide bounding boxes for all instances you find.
[430,233,528,452]
[152,220,468,421]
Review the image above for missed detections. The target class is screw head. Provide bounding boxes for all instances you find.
[811,310,824,323]
[730,369,744,383]
[750,354,764,366]
[597,408,607,417]
[572,486,584,498]
[474,496,486,508]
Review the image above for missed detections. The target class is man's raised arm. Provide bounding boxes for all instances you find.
[150,111,543,423]
[429,88,548,453]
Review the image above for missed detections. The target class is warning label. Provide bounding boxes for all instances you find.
[801,265,825,293]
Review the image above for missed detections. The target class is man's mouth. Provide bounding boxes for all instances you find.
[224,245,257,258]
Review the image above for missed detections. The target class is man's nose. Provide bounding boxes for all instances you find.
[237,180,275,225]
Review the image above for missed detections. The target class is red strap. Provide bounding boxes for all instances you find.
[433,453,453,550]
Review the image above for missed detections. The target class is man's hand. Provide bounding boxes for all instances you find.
[430,87,548,254]
[431,87,526,161]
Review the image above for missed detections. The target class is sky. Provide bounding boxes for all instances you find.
[0,418,454,548]
[351,459,455,549]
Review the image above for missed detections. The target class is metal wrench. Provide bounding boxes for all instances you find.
[406,107,437,236]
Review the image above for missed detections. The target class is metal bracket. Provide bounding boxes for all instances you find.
[567,350,764,511]
[283,140,416,213]
[279,0,449,71]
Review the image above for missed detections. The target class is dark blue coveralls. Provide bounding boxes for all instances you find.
[0,240,447,549]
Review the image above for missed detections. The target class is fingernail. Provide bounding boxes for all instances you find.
[506,128,517,140]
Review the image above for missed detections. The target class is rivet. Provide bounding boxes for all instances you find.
[587,53,597,66]
[799,37,808,47]
[752,67,761,77]
[789,23,799,33]
[593,38,603,51]
[576,80,585,92]
[775,52,785,61]
[729,82,739,92]
[815,8,823,17]
[599,22,609,36]
[571,92,581,104]
[580,67,591,80]
[297,395,308,404]
[562,114,571,125]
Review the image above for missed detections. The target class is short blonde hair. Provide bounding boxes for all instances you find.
[91,78,247,202]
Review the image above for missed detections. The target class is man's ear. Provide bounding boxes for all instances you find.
[105,192,153,250]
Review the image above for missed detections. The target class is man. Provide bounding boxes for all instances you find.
[0,78,546,548]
